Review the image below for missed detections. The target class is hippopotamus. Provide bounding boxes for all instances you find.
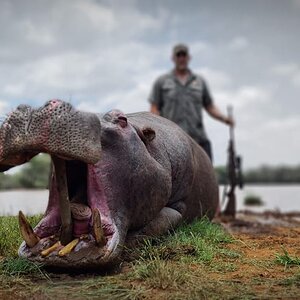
[0,100,218,269]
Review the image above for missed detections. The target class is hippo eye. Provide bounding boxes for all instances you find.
[117,116,127,128]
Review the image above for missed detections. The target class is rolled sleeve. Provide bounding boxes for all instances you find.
[148,78,163,109]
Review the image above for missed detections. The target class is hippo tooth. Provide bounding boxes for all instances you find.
[92,209,106,247]
[18,211,40,248]
[58,238,79,256]
[52,156,73,245]
[41,241,61,257]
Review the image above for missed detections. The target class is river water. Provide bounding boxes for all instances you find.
[0,185,299,216]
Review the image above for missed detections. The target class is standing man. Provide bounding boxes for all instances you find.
[149,43,233,161]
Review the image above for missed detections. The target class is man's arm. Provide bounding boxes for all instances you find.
[149,76,163,115]
[205,103,234,126]
[201,78,234,126]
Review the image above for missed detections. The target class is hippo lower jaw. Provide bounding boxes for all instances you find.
[18,156,125,269]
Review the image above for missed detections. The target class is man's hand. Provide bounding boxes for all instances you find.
[150,104,160,115]
[224,116,235,127]
[205,104,235,126]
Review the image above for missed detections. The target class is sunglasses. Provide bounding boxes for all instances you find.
[176,51,188,57]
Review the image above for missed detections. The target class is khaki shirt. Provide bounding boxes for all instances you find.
[149,70,213,144]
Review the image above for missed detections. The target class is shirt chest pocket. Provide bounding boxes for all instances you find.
[162,81,177,100]
[189,85,204,99]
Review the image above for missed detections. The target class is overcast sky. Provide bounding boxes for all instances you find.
[1,0,299,168]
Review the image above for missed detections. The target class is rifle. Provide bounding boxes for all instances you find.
[223,106,243,218]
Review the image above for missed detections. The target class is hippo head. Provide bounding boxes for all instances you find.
[0,100,160,269]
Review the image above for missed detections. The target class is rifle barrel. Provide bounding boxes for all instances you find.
[227,105,235,144]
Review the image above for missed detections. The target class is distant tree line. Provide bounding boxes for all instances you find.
[0,154,51,190]
[215,165,300,184]
[242,165,300,184]
[0,156,299,190]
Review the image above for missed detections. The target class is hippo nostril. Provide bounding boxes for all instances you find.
[50,99,59,104]
[42,99,62,110]
[117,116,128,128]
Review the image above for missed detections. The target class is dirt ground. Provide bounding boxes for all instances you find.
[213,211,300,299]
[1,211,300,299]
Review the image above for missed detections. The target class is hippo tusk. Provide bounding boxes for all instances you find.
[92,209,106,247]
[18,211,40,248]
[41,241,61,257]
[58,238,79,256]
[52,156,73,246]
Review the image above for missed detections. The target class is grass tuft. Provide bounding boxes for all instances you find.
[130,217,235,291]
[279,272,300,286]
[0,214,42,257]
[0,257,49,279]
[133,258,187,289]
[140,218,232,262]
[275,248,300,268]
[43,278,146,300]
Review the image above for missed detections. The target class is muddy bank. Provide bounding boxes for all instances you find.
[218,210,300,235]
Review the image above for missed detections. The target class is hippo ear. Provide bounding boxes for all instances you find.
[132,124,156,144]
[142,127,156,142]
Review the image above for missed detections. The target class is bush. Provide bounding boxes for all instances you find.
[244,194,264,206]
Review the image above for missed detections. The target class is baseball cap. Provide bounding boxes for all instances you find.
[173,43,189,55]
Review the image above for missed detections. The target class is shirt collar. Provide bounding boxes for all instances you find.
[171,69,196,85]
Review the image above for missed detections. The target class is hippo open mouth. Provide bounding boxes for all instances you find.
[0,100,122,269]
[17,157,121,269]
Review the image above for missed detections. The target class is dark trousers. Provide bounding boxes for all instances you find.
[199,140,213,162]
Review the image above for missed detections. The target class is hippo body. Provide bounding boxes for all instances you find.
[0,100,218,269]
[125,111,218,224]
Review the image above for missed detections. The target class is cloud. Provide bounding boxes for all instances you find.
[272,63,300,87]
[292,0,300,8]
[74,1,117,32]
[0,101,9,116]
[190,41,211,55]
[272,63,299,75]
[23,20,56,46]
[213,86,271,112]
[228,36,249,51]
[243,116,300,166]
[196,68,232,90]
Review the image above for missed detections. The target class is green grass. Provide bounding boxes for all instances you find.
[4,215,298,299]
[275,248,300,268]
[278,272,300,286]
[0,257,48,278]
[132,258,188,289]
[42,278,146,300]
[0,214,42,257]
[134,217,233,265]
[130,217,238,292]
[0,215,236,299]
